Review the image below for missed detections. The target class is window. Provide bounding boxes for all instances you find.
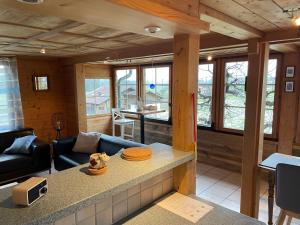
[222,59,278,133]
[0,58,24,131]
[223,61,248,130]
[85,78,111,116]
[264,59,278,134]
[115,68,137,109]
[142,65,170,121]
[198,63,214,127]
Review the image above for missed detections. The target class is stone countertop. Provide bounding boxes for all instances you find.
[118,194,266,225]
[0,143,193,225]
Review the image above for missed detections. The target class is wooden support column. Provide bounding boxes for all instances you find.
[75,64,87,132]
[172,33,199,195]
[240,39,269,217]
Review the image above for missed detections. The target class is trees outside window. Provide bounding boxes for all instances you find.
[198,63,214,127]
[115,68,137,109]
[222,59,278,133]
[85,78,111,116]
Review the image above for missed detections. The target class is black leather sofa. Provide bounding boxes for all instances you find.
[0,128,51,184]
[53,134,144,171]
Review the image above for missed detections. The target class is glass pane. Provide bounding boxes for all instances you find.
[198,63,214,127]
[223,61,248,130]
[143,66,170,121]
[223,59,278,134]
[85,78,111,116]
[264,59,277,134]
[115,69,137,109]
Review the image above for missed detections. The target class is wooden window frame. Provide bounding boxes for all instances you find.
[141,63,172,124]
[215,55,281,139]
[113,66,139,119]
[197,60,217,130]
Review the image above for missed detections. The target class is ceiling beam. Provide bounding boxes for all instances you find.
[199,3,263,40]
[62,33,247,65]
[0,0,209,39]
[270,43,299,53]
[264,28,300,43]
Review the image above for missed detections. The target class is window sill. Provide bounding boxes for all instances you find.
[87,114,112,119]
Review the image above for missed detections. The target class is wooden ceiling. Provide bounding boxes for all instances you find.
[0,0,300,58]
[0,7,165,57]
[200,0,298,31]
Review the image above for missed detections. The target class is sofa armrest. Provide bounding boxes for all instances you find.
[30,139,51,170]
[53,137,77,158]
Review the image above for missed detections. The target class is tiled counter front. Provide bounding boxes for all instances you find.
[54,170,173,225]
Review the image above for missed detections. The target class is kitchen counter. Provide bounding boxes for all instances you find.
[118,194,266,225]
[0,143,193,225]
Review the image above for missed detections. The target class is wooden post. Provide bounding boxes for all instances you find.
[240,39,269,217]
[75,64,87,132]
[172,33,199,195]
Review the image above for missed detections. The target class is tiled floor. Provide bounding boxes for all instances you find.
[196,162,300,225]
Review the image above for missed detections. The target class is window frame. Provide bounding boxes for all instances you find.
[113,66,139,110]
[197,60,217,130]
[85,76,113,118]
[216,55,281,138]
[140,63,172,124]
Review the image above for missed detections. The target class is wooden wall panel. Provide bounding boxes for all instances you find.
[17,57,77,142]
[278,52,300,154]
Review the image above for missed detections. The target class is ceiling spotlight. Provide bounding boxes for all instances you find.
[207,55,213,61]
[0,65,4,69]
[17,0,44,4]
[40,48,46,54]
[144,26,161,34]
[293,16,300,26]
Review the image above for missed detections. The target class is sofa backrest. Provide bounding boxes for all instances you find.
[98,134,145,156]
[0,128,34,153]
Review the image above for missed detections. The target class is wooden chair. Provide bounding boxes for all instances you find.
[111,108,135,140]
[276,163,300,225]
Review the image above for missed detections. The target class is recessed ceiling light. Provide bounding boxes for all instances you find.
[40,48,46,54]
[207,55,213,61]
[17,0,44,4]
[293,16,300,26]
[0,65,4,69]
[144,26,161,34]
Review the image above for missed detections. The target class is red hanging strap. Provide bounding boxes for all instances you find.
[192,93,197,144]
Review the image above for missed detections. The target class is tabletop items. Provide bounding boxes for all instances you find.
[121,147,152,161]
[88,153,110,175]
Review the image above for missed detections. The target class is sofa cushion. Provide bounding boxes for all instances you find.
[72,132,101,154]
[3,135,37,155]
[98,134,144,156]
[57,152,90,167]
[0,128,34,153]
[0,154,34,174]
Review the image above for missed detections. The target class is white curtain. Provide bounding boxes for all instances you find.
[0,58,24,131]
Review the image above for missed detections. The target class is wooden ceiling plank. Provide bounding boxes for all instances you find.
[0,0,209,39]
[199,3,263,40]
[233,0,290,29]
[0,21,83,50]
[0,21,49,32]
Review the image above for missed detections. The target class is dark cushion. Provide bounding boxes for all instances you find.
[0,154,34,174]
[98,134,144,156]
[57,152,90,167]
[0,128,34,153]
[3,135,37,155]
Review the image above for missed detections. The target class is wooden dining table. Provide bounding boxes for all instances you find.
[259,153,300,225]
[120,108,165,144]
